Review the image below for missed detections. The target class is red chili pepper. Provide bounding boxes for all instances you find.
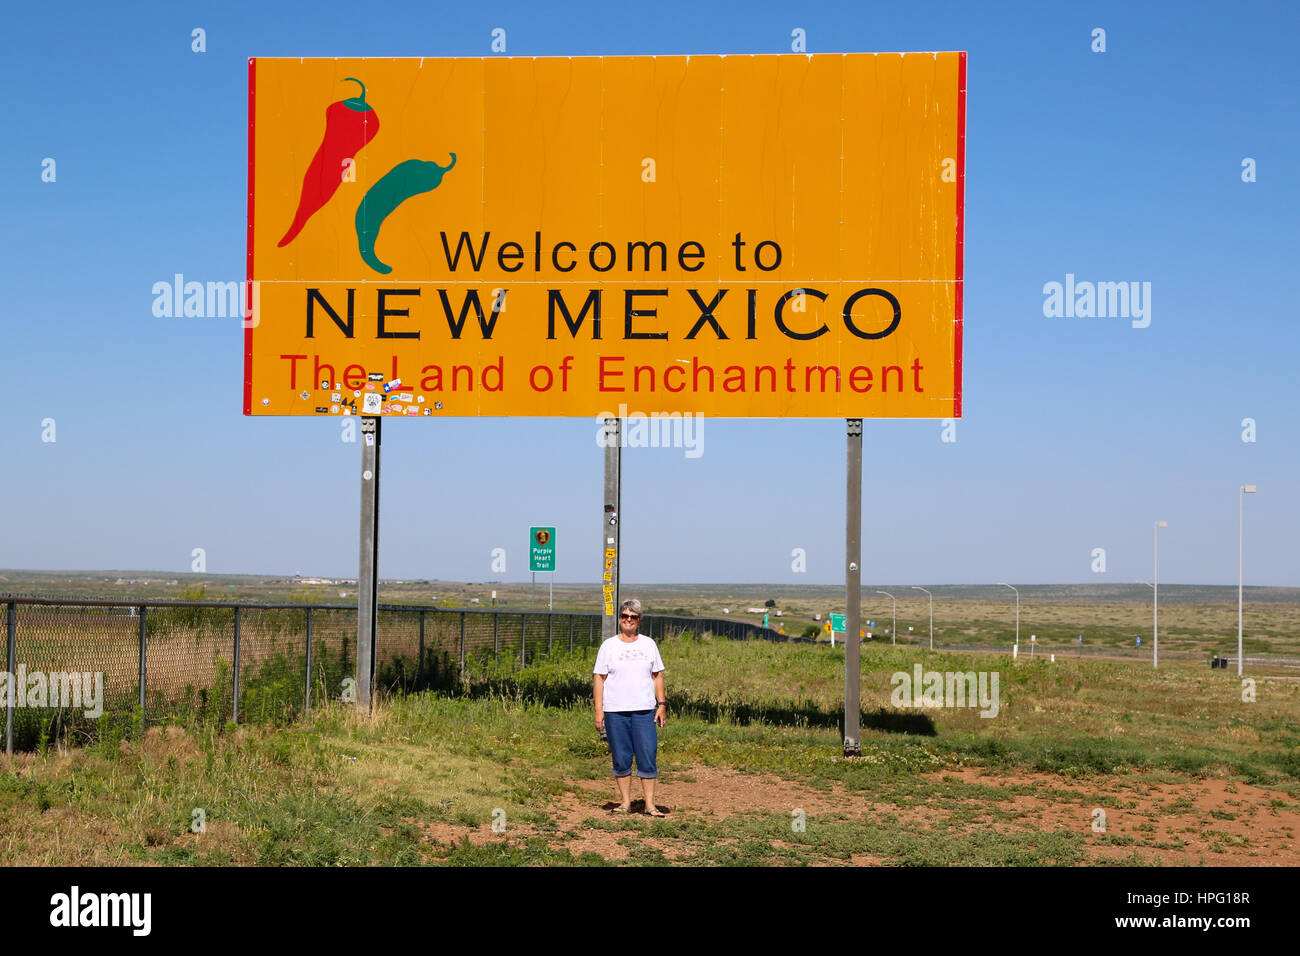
[278,77,379,247]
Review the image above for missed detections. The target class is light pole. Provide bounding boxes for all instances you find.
[1239,485,1256,677]
[912,586,933,650]
[997,583,1019,648]
[1153,521,1167,669]
[876,591,896,646]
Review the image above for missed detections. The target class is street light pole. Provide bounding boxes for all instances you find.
[876,591,896,646]
[1239,485,1256,677]
[997,583,1019,648]
[1153,521,1167,669]
[912,587,933,650]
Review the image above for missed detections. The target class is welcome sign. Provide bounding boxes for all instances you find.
[245,54,965,418]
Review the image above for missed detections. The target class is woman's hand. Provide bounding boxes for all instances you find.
[595,709,605,733]
[655,704,667,728]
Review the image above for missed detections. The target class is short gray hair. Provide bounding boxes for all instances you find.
[619,598,642,618]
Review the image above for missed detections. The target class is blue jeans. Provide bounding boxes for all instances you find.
[605,710,657,778]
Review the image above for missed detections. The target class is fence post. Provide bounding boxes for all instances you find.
[5,601,15,756]
[569,614,574,653]
[521,614,527,667]
[305,607,314,716]
[459,612,466,678]
[588,616,594,647]
[417,610,426,687]
[232,606,241,725]
[138,605,148,723]
[548,612,553,654]
[493,612,499,663]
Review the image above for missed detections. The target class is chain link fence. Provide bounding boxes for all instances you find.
[2,598,781,752]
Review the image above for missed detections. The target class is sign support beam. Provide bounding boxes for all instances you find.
[844,418,863,757]
[602,418,622,638]
[356,416,380,711]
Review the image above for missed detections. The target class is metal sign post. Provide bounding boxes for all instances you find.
[601,418,622,638]
[356,416,381,710]
[844,419,863,757]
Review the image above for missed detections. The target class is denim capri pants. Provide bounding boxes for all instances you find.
[605,710,657,778]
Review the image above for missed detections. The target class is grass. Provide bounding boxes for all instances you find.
[2,630,1298,866]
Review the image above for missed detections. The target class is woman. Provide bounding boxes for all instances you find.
[593,598,668,816]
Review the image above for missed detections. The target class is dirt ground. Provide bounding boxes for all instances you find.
[416,764,1300,865]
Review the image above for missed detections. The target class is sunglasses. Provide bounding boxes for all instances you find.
[620,613,640,621]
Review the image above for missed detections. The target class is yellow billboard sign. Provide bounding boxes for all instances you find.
[245,54,965,418]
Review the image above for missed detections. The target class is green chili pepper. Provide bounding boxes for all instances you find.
[355,154,457,274]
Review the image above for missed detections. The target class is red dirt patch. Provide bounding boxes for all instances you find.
[928,766,1300,866]
[411,763,1300,866]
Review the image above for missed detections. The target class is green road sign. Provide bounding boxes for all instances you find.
[830,613,847,633]
[529,527,556,572]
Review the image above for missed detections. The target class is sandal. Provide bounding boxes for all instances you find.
[611,804,631,814]
[645,807,666,818]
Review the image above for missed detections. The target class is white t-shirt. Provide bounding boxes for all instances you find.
[593,635,666,712]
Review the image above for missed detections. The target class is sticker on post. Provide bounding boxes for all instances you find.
[362,392,382,414]
[382,378,402,394]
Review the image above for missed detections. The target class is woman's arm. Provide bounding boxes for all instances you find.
[652,671,667,727]
[593,673,606,731]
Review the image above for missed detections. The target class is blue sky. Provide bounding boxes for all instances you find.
[1,0,1295,586]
